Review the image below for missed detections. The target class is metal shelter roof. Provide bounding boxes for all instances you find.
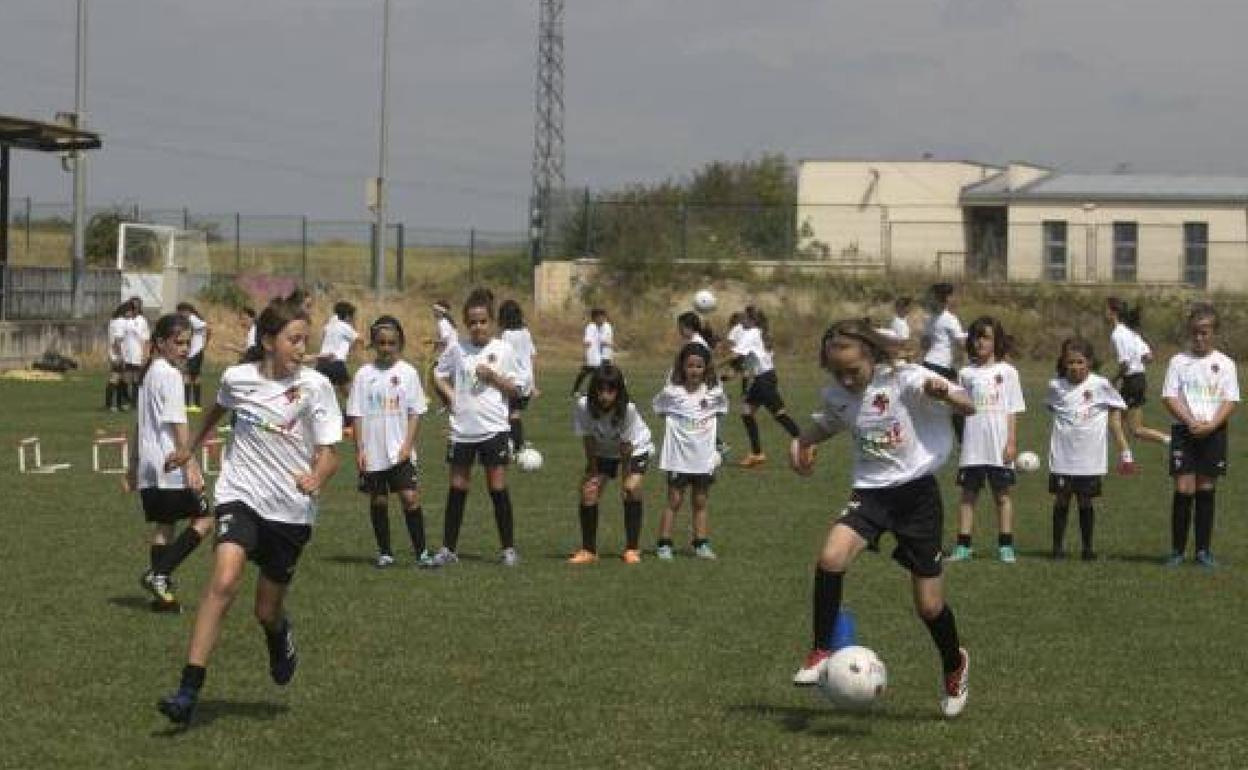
[0,114,101,152]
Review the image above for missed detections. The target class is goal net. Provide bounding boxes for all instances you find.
[115,223,211,312]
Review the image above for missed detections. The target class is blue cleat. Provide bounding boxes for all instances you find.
[157,688,198,725]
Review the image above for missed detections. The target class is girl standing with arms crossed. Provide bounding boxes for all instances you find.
[1045,338,1132,561]
[949,316,1025,563]
[347,316,433,569]
[156,295,343,725]
[568,364,653,565]
[653,343,728,560]
[789,320,974,718]
[1161,303,1239,569]
[431,288,522,567]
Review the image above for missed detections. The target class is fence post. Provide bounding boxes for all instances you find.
[24,197,32,257]
[581,188,591,256]
[301,215,308,282]
[234,213,242,274]
[469,228,477,283]
[396,223,405,290]
[132,203,140,221]
[369,223,377,289]
[182,206,190,230]
[679,202,688,261]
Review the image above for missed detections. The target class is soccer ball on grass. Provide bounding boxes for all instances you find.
[817,645,888,710]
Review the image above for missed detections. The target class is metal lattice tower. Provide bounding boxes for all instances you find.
[530,0,564,259]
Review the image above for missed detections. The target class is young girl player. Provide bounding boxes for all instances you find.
[789,320,974,718]
[499,299,539,454]
[347,316,432,568]
[156,295,343,725]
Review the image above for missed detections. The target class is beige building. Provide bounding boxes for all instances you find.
[798,159,1248,291]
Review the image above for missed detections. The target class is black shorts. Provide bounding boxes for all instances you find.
[124,363,143,375]
[666,471,714,489]
[446,432,511,468]
[315,358,350,386]
[957,465,1016,493]
[140,488,209,524]
[358,459,421,495]
[508,394,531,412]
[1048,474,1102,498]
[594,453,650,479]
[745,370,786,412]
[836,475,944,578]
[1170,424,1228,478]
[186,352,205,377]
[109,360,126,375]
[1119,373,1146,408]
[214,501,312,585]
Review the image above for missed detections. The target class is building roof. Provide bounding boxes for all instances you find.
[0,114,101,152]
[963,169,1248,204]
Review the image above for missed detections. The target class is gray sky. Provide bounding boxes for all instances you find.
[4,0,1248,230]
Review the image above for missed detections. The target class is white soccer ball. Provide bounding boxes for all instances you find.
[817,646,888,710]
[1016,450,1041,473]
[693,289,717,313]
[516,446,543,472]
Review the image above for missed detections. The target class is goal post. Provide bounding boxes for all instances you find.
[116,222,211,312]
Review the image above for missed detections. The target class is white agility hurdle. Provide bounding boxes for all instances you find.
[92,433,129,474]
[17,437,72,474]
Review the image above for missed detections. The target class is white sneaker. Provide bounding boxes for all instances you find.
[431,547,459,567]
[940,647,969,718]
[500,547,519,567]
[656,544,675,561]
[374,553,395,569]
[793,649,830,686]
[694,542,718,560]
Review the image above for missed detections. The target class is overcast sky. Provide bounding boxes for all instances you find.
[4,0,1248,230]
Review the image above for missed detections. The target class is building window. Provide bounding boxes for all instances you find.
[1184,222,1208,289]
[1043,221,1067,281]
[1113,222,1137,282]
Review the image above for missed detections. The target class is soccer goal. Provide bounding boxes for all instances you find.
[115,223,211,312]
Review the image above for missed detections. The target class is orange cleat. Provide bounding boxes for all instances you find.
[621,549,642,565]
[566,549,598,565]
[738,453,767,468]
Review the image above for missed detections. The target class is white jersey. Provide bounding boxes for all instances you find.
[922,310,965,369]
[214,363,343,525]
[435,317,457,350]
[319,317,358,361]
[583,323,601,367]
[188,314,208,358]
[245,323,257,350]
[726,323,744,348]
[346,360,429,472]
[501,328,537,396]
[598,322,615,361]
[436,338,518,442]
[1111,323,1148,376]
[732,327,775,377]
[958,361,1025,468]
[890,315,910,341]
[573,397,654,459]
[1162,350,1240,424]
[108,318,128,364]
[122,315,150,366]
[816,363,960,488]
[136,358,188,490]
[652,382,729,474]
[1045,373,1125,476]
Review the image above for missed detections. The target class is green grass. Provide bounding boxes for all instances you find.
[1,360,1246,769]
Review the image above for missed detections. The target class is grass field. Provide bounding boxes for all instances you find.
[2,359,1246,769]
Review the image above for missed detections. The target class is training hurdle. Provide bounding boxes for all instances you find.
[17,436,72,474]
[92,432,129,474]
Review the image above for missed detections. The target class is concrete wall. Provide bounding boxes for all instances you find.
[0,319,109,371]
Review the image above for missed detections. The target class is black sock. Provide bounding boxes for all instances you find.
[776,413,800,438]
[154,528,203,575]
[692,537,709,549]
[1052,500,1070,553]
[403,506,427,555]
[443,487,467,552]
[150,544,167,573]
[1078,505,1095,553]
[178,664,206,693]
[370,501,391,555]
[131,382,141,404]
[1194,489,1216,553]
[1171,491,1194,554]
[956,533,972,548]
[489,488,514,549]
[923,605,963,674]
[185,384,193,405]
[105,382,115,409]
[742,415,762,454]
[623,499,643,551]
[509,418,524,451]
[998,532,1014,547]
[657,537,673,549]
[578,503,599,552]
[812,568,844,651]
[192,383,202,407]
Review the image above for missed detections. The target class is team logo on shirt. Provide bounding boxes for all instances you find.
[1211,363,1220,374]
[390,375,400,386]
[870,392,890,414]
[487,353,497,364]
[700,398,709,409]
[994,373,1004,385]
[283,386,302,404]
[1083,390,1092,402]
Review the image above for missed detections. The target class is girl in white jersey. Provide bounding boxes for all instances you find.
[949,316,1025,563]
[347,316,433,569]
[569,364,653,565]
[731,306,801,468]
[431,288,522,567]
[1045,338,1132,561]
[653,343,729,560]
[789,320,974,718]
[677,311,715,355]
[1106,297,1169,447]
[1161,303,1239,569]
[106,301,134,411]
[429,300,457,408]
[157,295,343,725]
[499,299,539,453]
[570,308,606,396]
[125,314,212,612]
[316,300,359,399]
[123,297,151,406]
[921,283,967,442]
[176,302,211,413]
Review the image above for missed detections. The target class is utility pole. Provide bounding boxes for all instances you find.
[70,0,88,317]
[371,0,392,300]
[530,0,565,266]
